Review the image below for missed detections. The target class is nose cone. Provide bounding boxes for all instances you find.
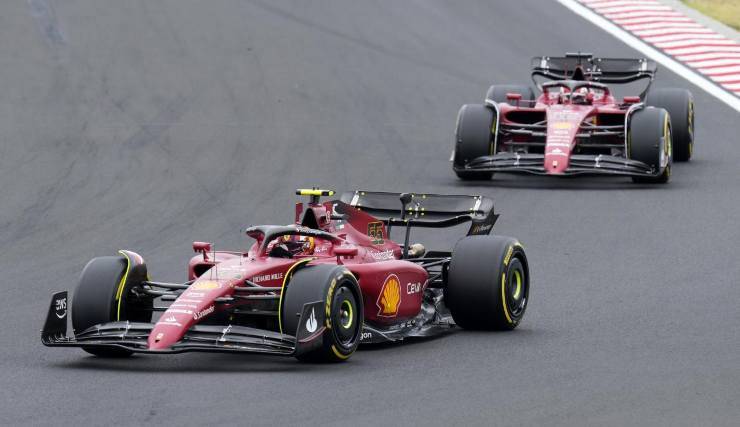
[148,316,189,350]
[146,278,231,350]
[544,152,569,174]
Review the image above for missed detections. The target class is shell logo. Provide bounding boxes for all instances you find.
[377,274,401,317]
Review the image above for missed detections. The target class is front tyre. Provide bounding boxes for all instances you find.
[645,88,694,161]
[628,107,672,184]
[72,254,152,357]
[281,265,363,362]
[445,236,529,330]
[453,104,495,181]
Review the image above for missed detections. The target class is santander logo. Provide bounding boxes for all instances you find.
[193,305,215,320]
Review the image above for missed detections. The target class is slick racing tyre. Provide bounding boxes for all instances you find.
[645,88,694,162]
[281,265,363,362]
[485,84,535,105]
[628,107,672,184]
[453,104,494,181]
[445,236,529,330]
[72,254,152,357]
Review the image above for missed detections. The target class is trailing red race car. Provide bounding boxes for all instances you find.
[42,189,530,362]
[452,53,694,183]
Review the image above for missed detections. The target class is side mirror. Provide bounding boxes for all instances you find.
[506,93,523,107]
[506,92,522,101]
[334,247,358,257]
[193,241,212,261]
[623,96,640,104]
[334,246,358,264]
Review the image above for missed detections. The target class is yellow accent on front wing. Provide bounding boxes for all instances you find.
[277,258,315,335]
[115,251,133,321]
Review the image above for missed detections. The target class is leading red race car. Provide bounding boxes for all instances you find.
[42,189,530,362]
[452,53,694,183]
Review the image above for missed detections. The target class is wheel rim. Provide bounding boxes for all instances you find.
[332,285,359,346]
[505,258,527,318]
[340,300,353,329]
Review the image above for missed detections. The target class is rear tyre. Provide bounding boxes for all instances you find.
[72,255,153,357]
[645,88,694,161]
[485,84,535,105]
[628,107,672,184]
[281,265,363,362]
[445,236,529,330]
[453,104,494,180]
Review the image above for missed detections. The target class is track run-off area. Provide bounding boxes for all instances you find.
[1,1,738,425]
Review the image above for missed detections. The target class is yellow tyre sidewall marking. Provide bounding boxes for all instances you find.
[501,271,513,325]
[331,344,351,360]
[115,251,133,321]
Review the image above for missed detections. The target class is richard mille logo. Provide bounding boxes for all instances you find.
[305,308,317,333]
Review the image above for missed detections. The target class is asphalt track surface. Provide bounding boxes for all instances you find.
[2,1,739,425]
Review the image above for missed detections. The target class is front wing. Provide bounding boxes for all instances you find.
[41,291,324,357]
[456,153,659,177]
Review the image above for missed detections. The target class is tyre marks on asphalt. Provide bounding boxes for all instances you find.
[577,0,740,97]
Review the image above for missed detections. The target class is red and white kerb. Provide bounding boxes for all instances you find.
[578,0,740,96]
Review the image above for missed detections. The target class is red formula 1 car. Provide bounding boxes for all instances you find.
[42,189,530,362]
[452,53,694,183]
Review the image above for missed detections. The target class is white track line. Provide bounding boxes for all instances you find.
[558,0,740,112]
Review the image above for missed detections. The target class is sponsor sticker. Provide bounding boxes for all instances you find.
[193,305,215,320]
[305,308,317,333]
[54,297,67,319]
[406,282,421,294]
[191,281,221,290]
[170,303,197,309]
[370,250,394,261]
[470,223,492,234]
[377,274,401,317]
[185,292,205,298]
[161,316,182,327]
[167,309,193,315]
[251,272,284,283]
[367,221,384,245]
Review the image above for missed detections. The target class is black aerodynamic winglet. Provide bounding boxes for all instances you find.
[293,301,326,357]
[42,291,68,343]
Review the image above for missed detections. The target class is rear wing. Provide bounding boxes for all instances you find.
[531,53,657,84]
[339,190,498,236]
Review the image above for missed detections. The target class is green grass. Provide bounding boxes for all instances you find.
[683,0,740,31]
